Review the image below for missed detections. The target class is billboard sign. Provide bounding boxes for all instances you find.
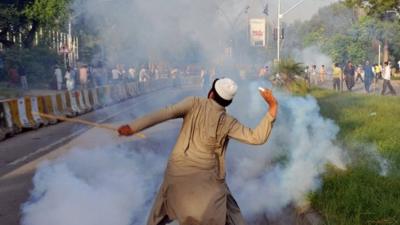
[249,18,266,47]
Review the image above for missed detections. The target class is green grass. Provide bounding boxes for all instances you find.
[310,89,400,225]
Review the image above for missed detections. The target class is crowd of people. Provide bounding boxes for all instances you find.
[3,59,399,97]
[305,60,398,95]
[51,63,207,91]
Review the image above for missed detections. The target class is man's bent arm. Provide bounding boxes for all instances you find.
[128,97,194,133]
[227,113,275,145]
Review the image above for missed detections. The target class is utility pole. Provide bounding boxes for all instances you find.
[276,0,307,64]
[277,0,281,63]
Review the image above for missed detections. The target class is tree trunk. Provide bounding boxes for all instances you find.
[383,39,389,63]
[23,21,38,48]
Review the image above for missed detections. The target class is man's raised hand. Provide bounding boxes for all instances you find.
[118,124,135,136]
[258,87,278,119]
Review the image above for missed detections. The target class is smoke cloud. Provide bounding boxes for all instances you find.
[73,0,252,66]
[74,0,339,67]
[227,80,346,217]
[292,46,333,68]
[21,145,167,225]
[20,0,390,224]
[22,79,353,225]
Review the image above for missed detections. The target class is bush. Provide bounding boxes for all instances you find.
[1,47,63,88]
[271,58,308,93]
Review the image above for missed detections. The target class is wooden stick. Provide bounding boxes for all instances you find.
[33,112,146,138]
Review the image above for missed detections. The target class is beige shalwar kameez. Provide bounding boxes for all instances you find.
[128,97,275,225]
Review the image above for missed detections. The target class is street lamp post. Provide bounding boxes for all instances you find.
[277,0,281,63]
[276,0,307,64]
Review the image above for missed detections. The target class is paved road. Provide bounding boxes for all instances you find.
[0,87,195,225]
[0,86,320,225]
[318,78,399,95]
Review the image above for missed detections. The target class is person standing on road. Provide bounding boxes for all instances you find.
[332,63,342,92]
[65,66,75,91]
[139,66,149,83]
[343,61,355,91]
[112,65,121,84]
[7,65,19,88]
[128,66,136,81]
[200,67,210,91]
[363,61,374,93]
[79,65,89,89]
[118,78,278,225]
[19,65,28,90]
[355,65,364,83]
[381,61,397,96]
[375,63,382,80]
[310,65,318,86]
[92,63,103,87]
[54,65,63,90]
[304,65,310,87]
[397,60,400,72]
[154,65,160,80]
[319,65,326,83]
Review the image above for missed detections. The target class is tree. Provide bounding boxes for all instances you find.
[285,2,400,65]
[0,0,71,48]
[345,0,399,19]
[0,5,20,48]
[271,58,307,93]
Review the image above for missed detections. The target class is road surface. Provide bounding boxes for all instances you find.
[0,86,320,225]
[318,78,399,95]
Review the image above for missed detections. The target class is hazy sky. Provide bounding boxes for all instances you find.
[245,0,340,23]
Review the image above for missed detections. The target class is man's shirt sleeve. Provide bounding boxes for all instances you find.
[227,113,275,145]
[129,97,195,133]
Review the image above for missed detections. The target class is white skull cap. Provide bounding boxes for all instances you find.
[215,78,238,101]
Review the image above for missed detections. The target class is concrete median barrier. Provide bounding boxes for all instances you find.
[2,100,22,134]
[66,91,81,116]
[100,86,114,106]
[82,89,93,111]
[110,85,122,102]
[0,77,202,142]
[41,96,58,124]
[16,98,37,129]
[89,88,102,109]
[58,93,73,117]
[75,90,90,113]
[0,101,15,140]
[28,97,47,127]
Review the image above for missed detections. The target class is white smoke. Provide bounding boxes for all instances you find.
[21,145,167,225]
[73,0,252,65]
[292,46,333,68]
[22,80,352,225]
[227,81,346,217]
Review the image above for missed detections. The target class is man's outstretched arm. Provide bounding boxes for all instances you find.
[227,88,277,145]
[118,97,195,136]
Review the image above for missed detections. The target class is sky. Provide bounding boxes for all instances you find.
[246,0,340,23]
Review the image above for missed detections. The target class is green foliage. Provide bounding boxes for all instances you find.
[0,5,19,28]
[311,90,400,225]
[273,58,304,79]
[24,0,70,28]
[286,2,400,65]
[2,47,62,88]
[345,0,399,18]
[271,58,307,93]
[0,0,71,48]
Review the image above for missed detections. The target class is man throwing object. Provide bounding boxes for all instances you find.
[118,78,278,225]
